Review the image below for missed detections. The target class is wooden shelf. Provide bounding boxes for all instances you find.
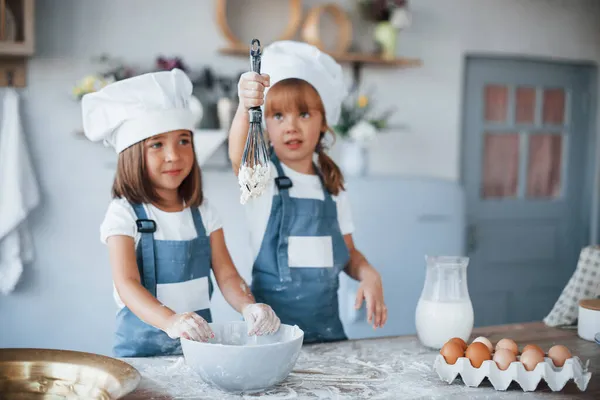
[218,46,422,68]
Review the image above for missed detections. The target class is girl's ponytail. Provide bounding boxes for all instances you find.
[316,131,345,196]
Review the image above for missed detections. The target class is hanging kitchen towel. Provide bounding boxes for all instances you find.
[0,87,40,294]
[543,246,600,326]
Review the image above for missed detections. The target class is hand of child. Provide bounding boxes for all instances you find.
[355,268,387,329]
[164,311,214,342]
[237,72,270,110]
[242,303,281,336]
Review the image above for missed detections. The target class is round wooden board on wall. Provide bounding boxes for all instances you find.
[301,3,352,54]
[215,0,303,49]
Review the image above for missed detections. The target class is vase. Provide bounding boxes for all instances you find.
[339,140,368,177]
[373,21,397,60]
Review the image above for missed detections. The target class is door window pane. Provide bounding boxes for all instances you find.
[527,135,563,198]
[515,87,535,124]
[542,88,565,125]
[485,85,508,123]
[482,133,519,199]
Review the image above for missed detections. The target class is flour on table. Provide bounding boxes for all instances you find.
[124,336,581,400]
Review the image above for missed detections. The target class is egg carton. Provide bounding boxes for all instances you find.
[433,355,592,392]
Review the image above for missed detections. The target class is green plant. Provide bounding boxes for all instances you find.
[72,54,135,100]
[71,55,190,100]
[333,85,395,140]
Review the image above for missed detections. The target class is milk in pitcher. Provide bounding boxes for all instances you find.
[415,256,474,349]
[415,299,474,349]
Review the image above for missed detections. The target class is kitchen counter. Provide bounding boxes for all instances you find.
[123,322,598,399]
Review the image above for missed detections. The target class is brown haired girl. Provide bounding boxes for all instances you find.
[228,41,387,344]
[82,68,280,357]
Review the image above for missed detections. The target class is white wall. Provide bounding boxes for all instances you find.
[2,0,600,355]
[368,0,600,179]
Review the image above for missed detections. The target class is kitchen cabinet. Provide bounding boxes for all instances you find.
[0,0,35,87]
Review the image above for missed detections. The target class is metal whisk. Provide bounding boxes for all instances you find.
[238,38,271,204]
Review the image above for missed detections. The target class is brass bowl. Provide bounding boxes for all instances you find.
[0,348,141,399]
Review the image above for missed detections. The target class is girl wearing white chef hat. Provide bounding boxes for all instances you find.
[82,68,280,357]
[228,41,387,343]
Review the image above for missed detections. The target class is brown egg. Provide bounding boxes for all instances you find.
[466,342,492,368]
[472,336,493,353]
[448,337,468,352]
[548,345,572,367]
[522,344,545,357]
[440,341,464,365]
[520,348,545,371]
[493,348,517,371]
[495,338,518,356]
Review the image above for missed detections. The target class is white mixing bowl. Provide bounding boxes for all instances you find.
[181,321,304,393]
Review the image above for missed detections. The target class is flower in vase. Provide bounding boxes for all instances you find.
[72,54,136,101]
[357,95,369,108]
[156,56,188,72]
[390,6,411,30]
[72,74,115,99]
[348,119,379,143]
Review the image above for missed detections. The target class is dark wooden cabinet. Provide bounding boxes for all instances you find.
[0,0,34,87]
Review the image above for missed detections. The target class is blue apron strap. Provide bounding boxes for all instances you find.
[131,203,158,297]
[270,153,293,282]
[190,207,207,237]
[190,205,214,300]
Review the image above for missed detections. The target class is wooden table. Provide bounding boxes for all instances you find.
[123,322,598,399]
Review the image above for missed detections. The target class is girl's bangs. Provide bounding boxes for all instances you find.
[265,78,324,117]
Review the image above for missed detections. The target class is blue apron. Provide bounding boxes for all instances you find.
[251,153,351,343]
[113,203,214,357]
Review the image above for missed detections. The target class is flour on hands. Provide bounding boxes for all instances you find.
[164,311,214,342]
[243,303,281,336]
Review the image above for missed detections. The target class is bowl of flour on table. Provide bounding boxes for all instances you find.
[181,321,304,393]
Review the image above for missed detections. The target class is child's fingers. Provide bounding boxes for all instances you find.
[381,303,388,327]
[191,313,214,339]
[365,292,375,325]
[253,313,271,336]
[354,287,365,310]
[190,317,211,342]
[270,314,281,334]
[242,89,264,99]
[243,80,265,92]
[240,71,261,82]
[261,73,270,86]
[183,318,205,342]
[260,310,278,335]
[246,314,257,335]
[375,301,384,328]
[256,306,280,335]
[240,72,269,88]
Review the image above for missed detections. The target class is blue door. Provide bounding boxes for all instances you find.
[462,56,596,326]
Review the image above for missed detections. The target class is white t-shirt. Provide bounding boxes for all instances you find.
[100,197,222,246]
[244,161,355,262]
[100,197,223,309]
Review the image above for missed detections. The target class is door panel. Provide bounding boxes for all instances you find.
[462,57,594,327]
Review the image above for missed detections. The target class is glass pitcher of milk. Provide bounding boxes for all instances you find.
[415,256,474,349]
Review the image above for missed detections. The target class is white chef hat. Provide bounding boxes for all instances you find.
[261,41,347,126]
[81,68,198,153]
